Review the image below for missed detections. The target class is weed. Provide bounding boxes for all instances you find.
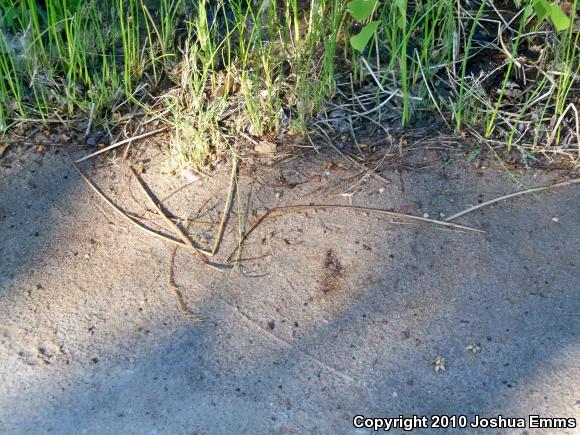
[0,0,577,163]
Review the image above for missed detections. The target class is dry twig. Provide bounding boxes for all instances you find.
[75,128,167,163]
[71,160,193,249]
[129,166,211,266]
[228,204,484,262]
[445,178,580,221]
[168,224,204,321]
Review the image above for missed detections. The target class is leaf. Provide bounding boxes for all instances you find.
[533,0,550,21]
[347,0,377,21]
[432,356,446,373]
[523,3,535,20]
[3,6,18,27]
[465,344,482,354]
[394,0,407,28]
[350,20,380,52]
[397,14,406,29]
[548,4,571,31]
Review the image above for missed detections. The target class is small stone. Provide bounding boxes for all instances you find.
[38,346,53,358]
[330,110,348,132]
[378,187,385,194]
[439,212,446,218]
[182,168,201,183]
[86,136,96,146]
[466,344,482,353]
[267,320,276,331]
[255,141,277,154]
[552,217,559,223]
[423,212,430,218]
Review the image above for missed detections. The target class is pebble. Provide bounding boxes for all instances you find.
[182,168,200,183]
[255,140,277,154]
[552,217,559,223]
[423,212,430,218]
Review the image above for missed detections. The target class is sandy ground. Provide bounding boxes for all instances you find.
[0,142,579,434]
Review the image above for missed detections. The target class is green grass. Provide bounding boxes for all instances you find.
[0,0,578,166]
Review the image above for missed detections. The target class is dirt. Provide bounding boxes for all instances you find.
[320,249,344,294]
[0,140,579,434]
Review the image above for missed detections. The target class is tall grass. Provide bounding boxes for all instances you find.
[0,0,578,163]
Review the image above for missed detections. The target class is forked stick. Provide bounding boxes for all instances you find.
[72,160,227,272]
[129,166,209,265]
[72,160,191,247]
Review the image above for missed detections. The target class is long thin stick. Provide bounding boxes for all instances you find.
[168,224,204,321]
[129,166,210,265]
[75,128,167,163]
[445,178,580,222]
[210,156,238,256]
[74,161,230,271]
[71,160,191,250]
[228,204,484,262]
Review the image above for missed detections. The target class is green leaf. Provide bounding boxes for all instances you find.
[394,0,407,28]
[548,4,570,31]
[523,4,534,20]
[347,0,378,21]
[351,20,380,52]
[533,0,550,21]
[3,6,18,27]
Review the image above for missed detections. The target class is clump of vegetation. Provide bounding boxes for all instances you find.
[0,0,578,166]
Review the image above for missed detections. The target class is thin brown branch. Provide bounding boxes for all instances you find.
[129,166,210,266]
[75,128,167,163]
[168,226,204,321]
[71,160,191,250]
[446,178,580,221]
[228,203,484,262]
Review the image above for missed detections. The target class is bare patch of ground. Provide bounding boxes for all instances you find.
[0,141,578,434]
